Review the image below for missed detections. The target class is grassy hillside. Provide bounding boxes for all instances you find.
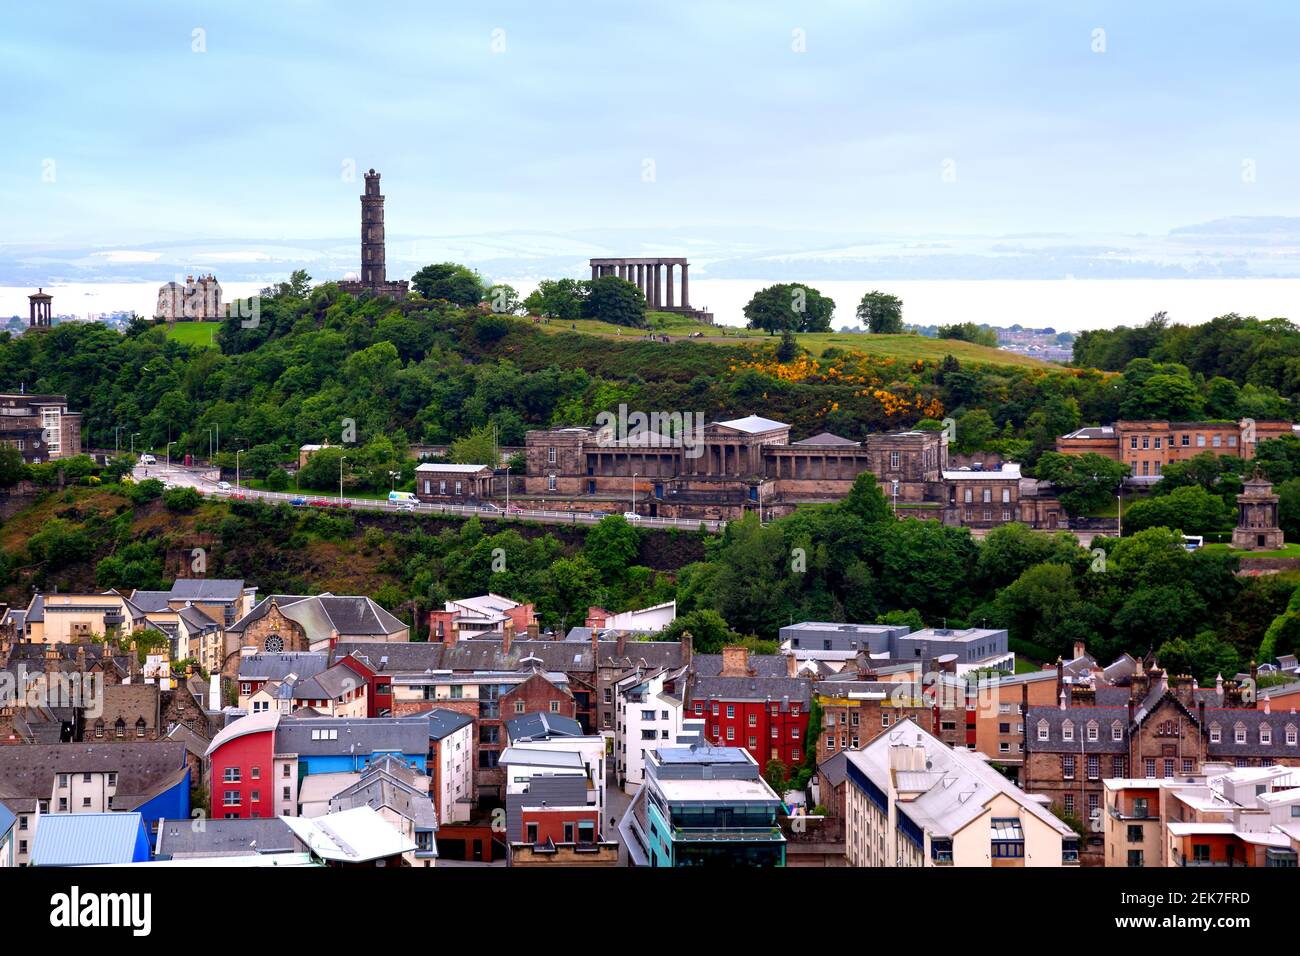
[165,320,221,348]
[536,315,1052,369]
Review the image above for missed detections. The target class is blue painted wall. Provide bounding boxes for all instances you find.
[133,767,191,828]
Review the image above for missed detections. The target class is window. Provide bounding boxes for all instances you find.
[547,475,557,491]
[223,767,241,783]
[1063,794,1074,816]
[1234,723,1246,744]
[1001,488,1010,504]
[890,451,900,470]
[1112,722,1123,742]
[1062,720,1074,742]
[1287,725,1297,746]
[1127,849,1144,867]
[1260,724,1272,745]
[1062,755,1075,779]
[515,701,525,714]
[547,446,557,465]
[549,701,560,713]
[726,705,735,718]
[1144,758,1156,778]
[1037,720,1049,741]
[223,790,240,806]
[1086,721,1098,742]
[1209,723,1221,744]
[1087,755,1099,780]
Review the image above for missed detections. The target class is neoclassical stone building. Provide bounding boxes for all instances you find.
[522,414,1062,528]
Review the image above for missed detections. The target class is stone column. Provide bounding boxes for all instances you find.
[653,263,662,308]
[591,264,599,280]
[680,263,689,309]
[666,263,675,308]
[635,264,643,295]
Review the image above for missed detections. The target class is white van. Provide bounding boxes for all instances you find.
[388,491,419,505]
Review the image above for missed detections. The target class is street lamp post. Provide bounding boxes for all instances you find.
[632,472,638,515]
[339,455,346,504]
[130,432,140,457]
[505,466,511,514]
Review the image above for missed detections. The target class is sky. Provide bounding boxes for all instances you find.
[4,1,1300,254]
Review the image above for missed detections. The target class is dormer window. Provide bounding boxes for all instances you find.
[1062,720,1074,742]
[1234,723,1246,745]
[1111,721,1123,742]
[1286,724,1297,746]
[1209,723,1221,744]
[1260,724,1272,746]
[1037,720,1049,742]
[1086,721,1098,742]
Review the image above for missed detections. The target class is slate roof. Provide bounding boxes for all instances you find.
[334,637,688,676]
[156,817,303,858]
[1026,706,1130,754]
[693,653,790,679]
[239,652,330,683]
[330,757,438,832]
[229,594,405,641]
[274,715,430,757]
[170,578,246,603]
[817,751,849,788]
[426,708,474,741]
[1204,709,1300,759]
[0,742,187,812]
[504,712,584,742]
[691,675,811,708]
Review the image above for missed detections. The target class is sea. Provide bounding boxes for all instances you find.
[4,277,1299,334]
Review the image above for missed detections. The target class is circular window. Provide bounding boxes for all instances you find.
[264,636,284,653]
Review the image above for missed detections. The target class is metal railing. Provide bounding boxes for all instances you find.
[198,485,727,531]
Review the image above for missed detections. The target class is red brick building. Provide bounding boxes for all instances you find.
[687,647,811,773]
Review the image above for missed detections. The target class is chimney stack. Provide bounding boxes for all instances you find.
[721,645,750,678]
[786,652,798,678]
[1073,640,1087,661]
[678,630,693,667]
[502,618,513,655]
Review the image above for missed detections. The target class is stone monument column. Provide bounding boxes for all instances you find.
[680,263,690,309]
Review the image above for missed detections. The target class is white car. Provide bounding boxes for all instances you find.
[217,481,232,491]
[139,454,157,465]
[623,511,643,521]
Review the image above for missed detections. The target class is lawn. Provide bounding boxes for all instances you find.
[531,315,1053,369]
[165,321,221,348]
[1204,541,1300,559]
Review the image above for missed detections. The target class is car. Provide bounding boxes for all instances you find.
[216,481,232,491]
[479,503,503,512]
[308,499,330,508]
[590,510,609,518]
[623,511,643,521]
[397,502,416,512]
[332,500,352,509]
[139,454,157,465]
[290,497,306,507]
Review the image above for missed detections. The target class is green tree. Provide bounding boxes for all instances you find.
[410,263,486,305]
[1033,452,1128,515]
[856,291,903,333]
[581,276,647,328]
[449,425,497,466]
[522,278,585,321]
[744,283,835,335]
[0,447,26,486]
[582,514,640,581]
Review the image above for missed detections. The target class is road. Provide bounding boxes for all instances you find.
[132,462,728,533]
